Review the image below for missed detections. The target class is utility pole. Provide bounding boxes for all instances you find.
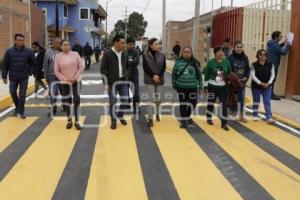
[162,0,166,52]
[221,0,223,8]
[212,0,213,11]
[125,6,128,40]
[231,0,234,7]
[55,0,59,37]
[192,0,200,59]
[9,0,13,46]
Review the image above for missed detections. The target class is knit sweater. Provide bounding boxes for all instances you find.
[54,51,84,83]
[204,58,231,88]
[172,58,203,89]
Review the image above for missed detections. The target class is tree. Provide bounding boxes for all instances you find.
[111,12,148,40]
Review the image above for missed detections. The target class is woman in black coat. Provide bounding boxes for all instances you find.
[32,41,48,98]
[227,41,250,123]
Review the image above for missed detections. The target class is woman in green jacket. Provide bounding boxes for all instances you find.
[172,47,203,128]
[204,46,231,131]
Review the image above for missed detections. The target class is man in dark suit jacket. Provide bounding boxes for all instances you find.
[100,34,130,129]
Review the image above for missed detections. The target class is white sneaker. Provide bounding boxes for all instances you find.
[34,93,38,99]
[253,116,260,121]
[43,90,49,98]
[267,118,275,124]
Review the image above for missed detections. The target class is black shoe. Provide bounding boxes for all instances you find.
[271,95,281,100]
[148,119,153,127]
[156,114,160,122]
[222,124,230,131]
[74,122,82,130]
[207,119,214,125]
[20,114,26,119]
[111,121,117,129]
[66,120,73,129]
[180,120,187,129]
[120,118,127,126]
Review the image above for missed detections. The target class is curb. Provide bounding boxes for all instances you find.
[0,83,35,111]
[245,97,300,130]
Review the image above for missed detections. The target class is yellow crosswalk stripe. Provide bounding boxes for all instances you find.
[85,116,148,200]
[243,120,300,159]
[151,116,242,200]
[0,117,37,153]
[193,117,300,200]
[0,117,84,200]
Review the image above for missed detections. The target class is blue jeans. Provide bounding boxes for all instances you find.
[235,87,246,116]
[252,87,272,120]
[108,83,129,121]
[9,77,29,115]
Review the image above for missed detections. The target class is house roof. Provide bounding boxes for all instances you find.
[48,25,76,33]
[93,5,107,18]
[34,0,78,5]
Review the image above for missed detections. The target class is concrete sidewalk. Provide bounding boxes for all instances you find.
[167,60,300,125]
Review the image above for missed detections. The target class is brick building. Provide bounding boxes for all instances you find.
[166,7,233,66]
[0,0,46,59]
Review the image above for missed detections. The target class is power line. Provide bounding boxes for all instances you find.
[143,0,151,14]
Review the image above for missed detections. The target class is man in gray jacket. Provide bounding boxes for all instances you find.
[43,37,64,116]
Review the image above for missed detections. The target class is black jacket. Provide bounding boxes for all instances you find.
[227,51,250,83]
[83,45,93,57]
[72,44,83,57]
[2,46,35,81]
[33,49,46,79]
[100,48,130,86]
[127,48,140,72]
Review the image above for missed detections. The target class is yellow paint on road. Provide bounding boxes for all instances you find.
[193,117,300,200]
[0,117,37,153]
[151,116,242,200]
[0,117,84,200]
[85,116,148,200]
[243,120,300,159]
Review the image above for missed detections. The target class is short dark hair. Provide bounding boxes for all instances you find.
[256,49,267,59]
[113,34,125,43]
[233,41,243,47]
[223,37,230,43]
[271,31,282,40]
[32,41,41,47]
[14,33,25,40]
[126,37,135,44]
[214,46,224,54]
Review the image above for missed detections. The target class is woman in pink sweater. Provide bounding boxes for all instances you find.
[54,39,84,130]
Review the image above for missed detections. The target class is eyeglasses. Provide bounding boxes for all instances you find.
[259,53,267,56]
[236,46,243,48]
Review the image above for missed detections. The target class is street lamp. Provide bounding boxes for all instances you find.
[55,0,59,37]
[105,0,114,47]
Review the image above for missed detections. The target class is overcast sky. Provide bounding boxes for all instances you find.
[99,0,261,38]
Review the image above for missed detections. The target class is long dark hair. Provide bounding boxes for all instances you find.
[147,38,158,52]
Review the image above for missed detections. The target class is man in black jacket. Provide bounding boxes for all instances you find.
[72,39,83,57]
[83,42,93,70]
[172,41,181,59]
[100,34,130,129]
[2,33,36,119]
[126,37,140,114]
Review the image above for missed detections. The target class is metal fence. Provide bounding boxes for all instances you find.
[242,0,292,95]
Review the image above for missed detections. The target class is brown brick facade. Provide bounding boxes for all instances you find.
[0,0,45,59]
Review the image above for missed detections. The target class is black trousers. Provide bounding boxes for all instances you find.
[60,82,81,121]
[177,88,198,120]
[206,86,228,126]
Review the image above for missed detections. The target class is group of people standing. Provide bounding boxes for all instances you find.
[2,34,84,130]
[172,31,290,131]
[1,30,290,131]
